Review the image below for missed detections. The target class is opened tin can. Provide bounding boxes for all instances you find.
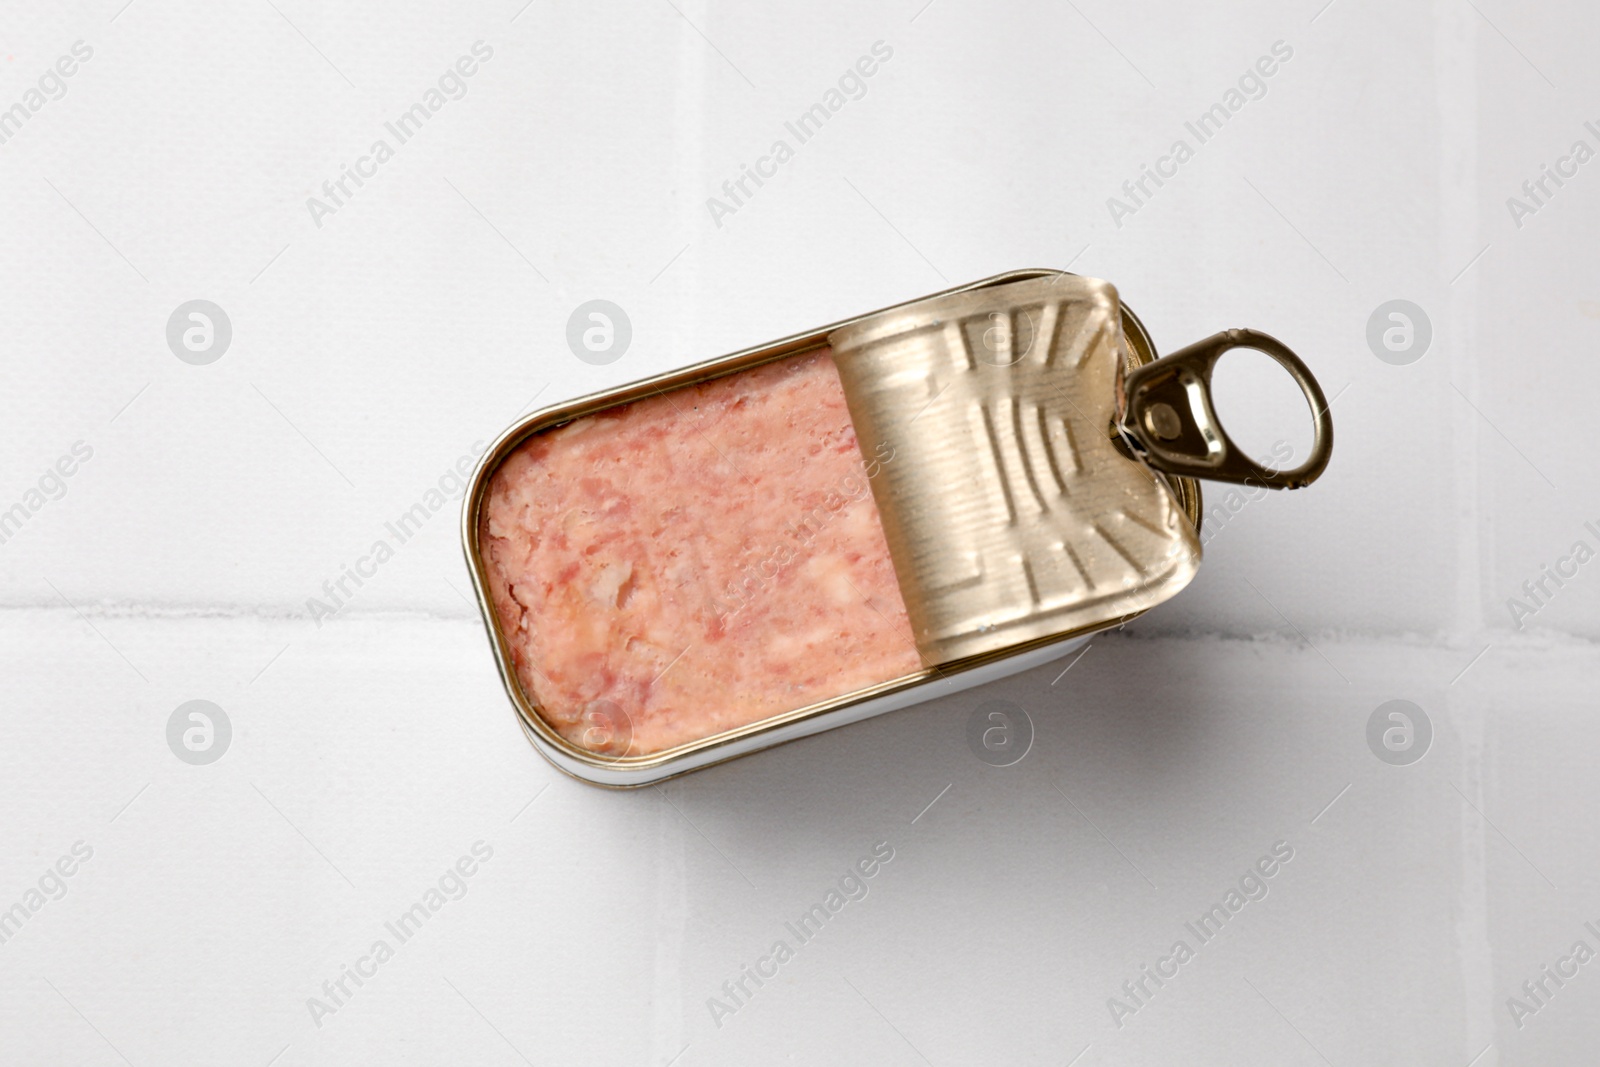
[461,270,1332,786]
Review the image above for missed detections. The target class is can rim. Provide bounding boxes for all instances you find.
[460,269,1203,787]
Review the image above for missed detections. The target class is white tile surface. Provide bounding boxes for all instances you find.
[3,617,1597,1065]
[2,0,1597,1063]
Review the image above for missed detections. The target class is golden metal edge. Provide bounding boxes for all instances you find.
[460,269,1204,788]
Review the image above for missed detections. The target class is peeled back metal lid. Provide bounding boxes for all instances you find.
[828,274,1332,665]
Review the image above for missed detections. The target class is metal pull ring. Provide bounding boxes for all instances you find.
[1119,328,1333,490]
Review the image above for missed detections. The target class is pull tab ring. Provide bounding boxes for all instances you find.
[1119,328,1332,490]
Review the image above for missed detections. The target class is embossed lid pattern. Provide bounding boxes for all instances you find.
[829,275,1201,664]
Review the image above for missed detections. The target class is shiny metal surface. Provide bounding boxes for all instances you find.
[828,276,1203,664]
[1119,327,1334,490]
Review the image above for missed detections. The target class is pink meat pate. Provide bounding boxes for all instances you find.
[478,348,922,756]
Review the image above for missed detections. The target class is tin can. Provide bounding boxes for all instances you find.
[461,269,1331,786]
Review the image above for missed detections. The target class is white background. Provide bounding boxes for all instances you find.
[1,0,1597,1063]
